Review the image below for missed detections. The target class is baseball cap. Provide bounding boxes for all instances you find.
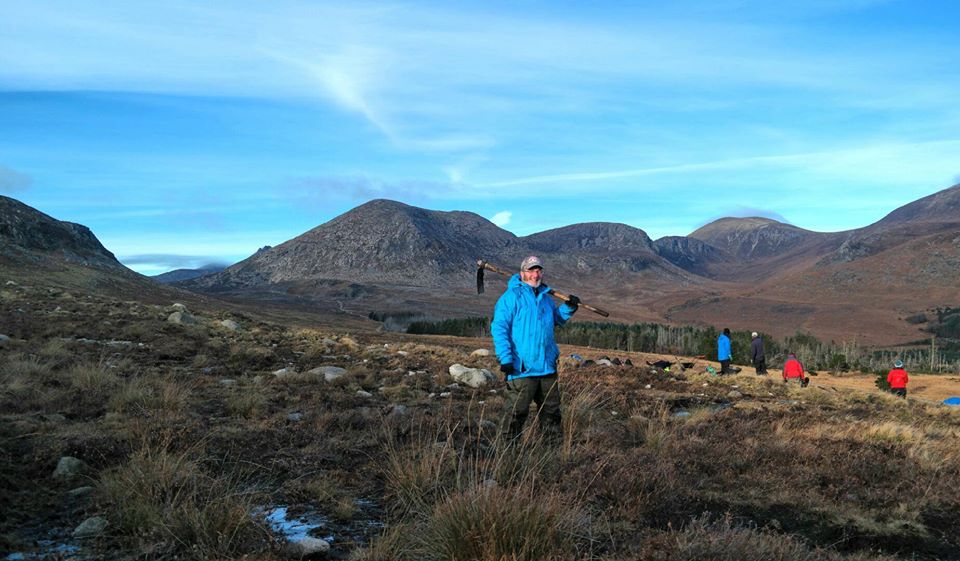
[520,255,543,271]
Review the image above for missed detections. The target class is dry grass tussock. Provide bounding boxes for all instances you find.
[97,429,270,560]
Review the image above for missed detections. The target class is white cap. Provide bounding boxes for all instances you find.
[520,255,543,271]
[751,332,758,338]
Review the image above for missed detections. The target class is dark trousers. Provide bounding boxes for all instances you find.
[504,374,561,437]
[892,388,907,398]
[720,359,731,374]
[753,358,767,374]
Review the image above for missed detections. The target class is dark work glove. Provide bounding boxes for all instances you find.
[566,295,580,310]
[500,363,514,381]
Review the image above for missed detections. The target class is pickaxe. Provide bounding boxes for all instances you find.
[476,259,610,317]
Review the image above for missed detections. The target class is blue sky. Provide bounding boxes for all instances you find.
[2,0,959,275]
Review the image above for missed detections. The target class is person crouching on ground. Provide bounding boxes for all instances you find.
[887,359,908,398]
[492,255,579,439]
[717,328,732,374]
[751,331,767,375]
[783,352,808,387]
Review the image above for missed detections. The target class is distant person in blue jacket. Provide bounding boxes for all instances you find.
[492,255,579,438]
[717,328,732,374]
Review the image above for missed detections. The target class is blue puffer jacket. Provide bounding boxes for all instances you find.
[717,333,731,361]
[492,274,576,380]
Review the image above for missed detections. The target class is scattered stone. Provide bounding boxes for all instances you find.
[596,359,614,367]
[439,392,452,398]
[273,367,297,378]
[387,404,409,419]
[53,456,88,479]
[308,366,348,381]
[396,350,409,356]
[0,334,10,345]
[5,280,16,286]
[357,390,373,398]
[289,537,330,556]
[624,359,634,367]
[167,311,198,325]
[72,516,108,538]
[470,348,491,357]
[322,337,338,347]
[448,364,496,388]
[445,383,460,390]
[287,412,304,422]
[219,319,240,331]
[170,303,188,311]
[727,390,743,399]
[219,378,237,386]
[644,384,652,389]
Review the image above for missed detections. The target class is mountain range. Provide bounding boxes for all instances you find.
[3,185,959,346]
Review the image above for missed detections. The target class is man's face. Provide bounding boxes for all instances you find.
[521,266,542,288]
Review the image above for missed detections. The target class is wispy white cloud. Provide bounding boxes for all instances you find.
[120,253,229,269]
[490,211,511,227]
[476,140,960,193]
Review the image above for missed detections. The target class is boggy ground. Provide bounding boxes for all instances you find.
[1,280,959,561]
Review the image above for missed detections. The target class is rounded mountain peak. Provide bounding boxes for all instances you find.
[690,216,815,260]
[523,222,654,253]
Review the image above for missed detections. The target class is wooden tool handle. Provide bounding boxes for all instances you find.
[477,259,610,317]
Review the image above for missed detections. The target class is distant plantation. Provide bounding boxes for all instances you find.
[406,317,960,374]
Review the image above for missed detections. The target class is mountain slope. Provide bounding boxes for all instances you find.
[0,195,124,270]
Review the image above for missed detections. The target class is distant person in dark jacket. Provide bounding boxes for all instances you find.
[750,332,767,375]
[783,353,808,387]
[717,328,732,374]
[887,359,908,398]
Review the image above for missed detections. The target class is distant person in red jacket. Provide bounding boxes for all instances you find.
[887,359,908,398]
[783,353,808,387]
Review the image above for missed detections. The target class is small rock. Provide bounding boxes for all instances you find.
[322,337,338,347]
[396,350,409,356]
[53,456,88,479]
[219,378,237,386]
[72,516,108,538]
[290,537,330,556]
[308,366,347,381]
[644,384,652,389]
[167,311,198,325]
[357,390,373,398]
[219,319,240,331]
[597,359,613,367]
[272,367,296,378]
[287,412,304,422]
[439,392,452,398]
[727,390,743,399]
[0,334,11,344]
[68,486,94,498]
[448,364,496,388]
[470,348,491,357]
[170,303,188,311]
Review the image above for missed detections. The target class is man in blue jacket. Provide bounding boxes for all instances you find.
[492,255,579,438]
[717,327,732,374]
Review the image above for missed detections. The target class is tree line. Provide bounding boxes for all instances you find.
[405,316,960,375]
